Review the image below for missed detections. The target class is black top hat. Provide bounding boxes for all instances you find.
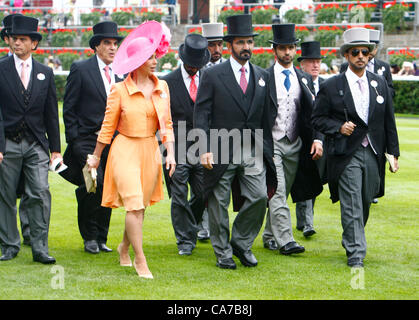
[89,21,124,50]
[297,41,324,62]
[269,24,300,45]
[1,13,23,41]
[223,14,258,41]
[9,15,42,42]
[179,33,210,69]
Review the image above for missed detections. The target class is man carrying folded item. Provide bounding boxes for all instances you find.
[312,28,400,268]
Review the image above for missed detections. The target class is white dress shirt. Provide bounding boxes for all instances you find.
[345,67,370,125]
[230,57,250,87]
[97,55,114,96]
[181,64,200,96]
[313,77,320,95]
[367,58,375,73]
[14,53,33,84]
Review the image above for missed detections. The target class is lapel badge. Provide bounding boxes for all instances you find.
[301,77,308,85]
[160,92,168,99]
[37,73,45,81]
[376,95,384,104]
[258,77,265,87]
[370,80,378,88]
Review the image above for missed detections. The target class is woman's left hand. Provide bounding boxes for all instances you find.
[166,153,176,177]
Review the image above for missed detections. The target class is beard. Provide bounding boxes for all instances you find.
[276,54,293,66]
[232,47,252,62]
[349,59,367,71]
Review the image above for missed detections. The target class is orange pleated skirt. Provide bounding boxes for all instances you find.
[101,133,163,211]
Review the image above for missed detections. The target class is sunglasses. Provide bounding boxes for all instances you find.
[350,49,370,57]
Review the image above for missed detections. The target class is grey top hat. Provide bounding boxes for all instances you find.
[340,27,375,57]
[369,29,380,44]
[202,23,224,41]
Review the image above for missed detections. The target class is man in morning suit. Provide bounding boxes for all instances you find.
[1,13,32,247]
[162,34,209,256]
[194,14,277,269]
[262,24,323,255]
[0,15,61,264]
[60,21,123,254]
[194,22,227,241]
[312,28,399,268]
[340,29,395,205]
[294,41,326,238]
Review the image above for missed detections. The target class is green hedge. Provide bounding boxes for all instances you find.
[53,76,419,114]
[392,81,419,114]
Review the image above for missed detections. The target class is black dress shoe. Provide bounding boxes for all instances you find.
[347,258,364,268]
[197,229,210,241]
[303,226,316,237]
[0,248,18,261]
[263,239,278,251]
[84,240,99,254]
[178,248,192,256]
[279,241,305,255]
[232,246,258,267]
[98,243,113,252]
[216,258,236,269]
[33,253,56,264]
[296,226,304,232]
[372,198,378,204]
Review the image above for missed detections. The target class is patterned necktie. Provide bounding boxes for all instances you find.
[357,79,369,147]
[240,66,247,93]
[21,62,28,89]
[282,69,291,92]
[104,65,111,84]
[189,74,197,102]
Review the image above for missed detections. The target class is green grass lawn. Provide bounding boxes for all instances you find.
[0,117,418,300]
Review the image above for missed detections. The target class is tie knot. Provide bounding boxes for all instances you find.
[104,65,109,72]
[190,74,196,80]
[240,67,246,74]
[282,69,291,77]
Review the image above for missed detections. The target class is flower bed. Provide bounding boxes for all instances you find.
[388,47,419,67]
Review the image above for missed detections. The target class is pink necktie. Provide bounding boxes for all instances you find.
[358,79,369,147]
[21,62,28,89]
[189,74,197,102]
[104,65,111,84]
[240,66,247,93]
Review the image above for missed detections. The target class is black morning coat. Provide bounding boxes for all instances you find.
[60,55,123,186]
[265,64,324,203]
[312,71,400,203]
[161,67,202,197]
[0,55,60,155]
[193,60,277,211]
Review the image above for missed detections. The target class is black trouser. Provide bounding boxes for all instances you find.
[72,134,112,244]
[170,163,205,250]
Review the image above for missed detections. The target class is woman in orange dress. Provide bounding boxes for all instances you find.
[87,21,175,279]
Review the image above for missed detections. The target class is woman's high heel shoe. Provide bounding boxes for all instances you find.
[117,244,132,267]
[133,259,153,279]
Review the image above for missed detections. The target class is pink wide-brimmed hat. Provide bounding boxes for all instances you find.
[113,20,171,75]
